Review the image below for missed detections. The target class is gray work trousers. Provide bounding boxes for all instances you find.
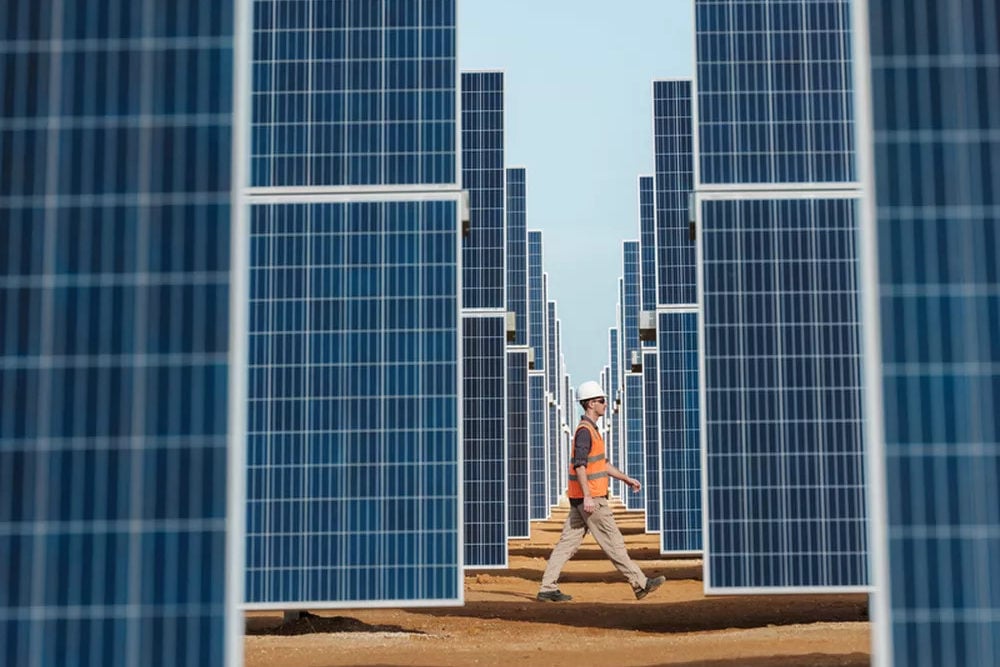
[538,497,648,593]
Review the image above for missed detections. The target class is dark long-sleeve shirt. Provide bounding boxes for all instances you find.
[571,416,600,469]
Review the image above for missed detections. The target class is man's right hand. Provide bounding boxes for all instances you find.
[582,496,597,513]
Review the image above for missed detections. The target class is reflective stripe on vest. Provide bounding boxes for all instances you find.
[567,420,609,499]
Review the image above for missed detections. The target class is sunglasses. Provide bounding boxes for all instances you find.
[592,397,606,404]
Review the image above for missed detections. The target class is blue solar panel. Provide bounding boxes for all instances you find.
[862,1,1000,662]
[638,176,658,321]
[0,2,235,664]
[506,349,530,539]
[700,196,868,590]
[608,328,622,498]
[245,199,461,605]
[3,0,236,659]
[695,0,855,186]
[546,301,557,395]
[527,231,544,371]
[462,315,507,568]
[653,80,696,307]
[460,71,505,310]
[658,311,702,554]
[548,402,559,508]
[506,168,528,346]
[622,241,641,366]
[643,351,661,534]
[528,372,547,520]
[624,374,645,512]
[251,0,457,188]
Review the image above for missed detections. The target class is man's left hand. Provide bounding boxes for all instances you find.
[627,477,641,492]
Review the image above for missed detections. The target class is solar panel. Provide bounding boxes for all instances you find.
[545,301,562,506]
[548,402,559,508]
[506,350,530,539]
[460,71,505,310]
[527,231,544,372]
[653,79,696,306]
[251,0,458,188]
[528,372,547,520]
[458,70,507,568]
[699,194,868,591]
[694,0,855,186]
[858,1,1000,663]
[0,1,237,664]
[245,198,462,606]
[643,351,662,534]
[622,241,641,363]
[506,168,528,346]
[658,311,702,554]
[624,373,646,512]
[638,176,658,319]
[462,315,507,568]
[608,328,622,499]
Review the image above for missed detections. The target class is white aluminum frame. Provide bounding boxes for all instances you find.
[695,187,873,595]
[653,306,705,556]
[460,309,511,570]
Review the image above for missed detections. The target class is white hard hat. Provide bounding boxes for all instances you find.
[577,380,605,402]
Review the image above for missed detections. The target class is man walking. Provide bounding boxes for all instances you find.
[536,381,666,602]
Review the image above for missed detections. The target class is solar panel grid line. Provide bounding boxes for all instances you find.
[658,310,703,554]
[460,70,505,311]
[607,327,621,499]
[460,313,508,568]
[2,0,237,662]
[697,190,869,593]
[506,347,530,539]
[624,373,646,512]
[638,175,658,333]
[528,371,547,521]
[527,231,544,372]
[694,0,856,187]
[250,0,460,190]
[505,167,528,347]
[652,78,696,307]
[642,350,661,534]
[855,1,1000,663]
[245,197,464,608]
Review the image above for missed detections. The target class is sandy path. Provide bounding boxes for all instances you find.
[245,503,870,666]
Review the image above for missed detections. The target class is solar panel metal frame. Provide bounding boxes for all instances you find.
[461,312,509,569]
[642,350,662,535]
[658,308,703,556]
[853,1,1000,663]
[505,347,531,540]
[250,0,462,193]
[528,371,548,521]
[1,2,246,664]
[623,373,646,512]
[241,191,465,609]
[696,188,870,594]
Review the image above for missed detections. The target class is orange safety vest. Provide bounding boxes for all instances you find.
[567,419,609,499]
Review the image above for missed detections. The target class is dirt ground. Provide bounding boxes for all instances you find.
[244,503,870,667]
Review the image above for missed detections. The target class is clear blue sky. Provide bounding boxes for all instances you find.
[459,0,694,387]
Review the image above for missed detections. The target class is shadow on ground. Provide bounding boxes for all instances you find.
[408,595,868,634]
[246,612,425,636]
[645,655,869,667]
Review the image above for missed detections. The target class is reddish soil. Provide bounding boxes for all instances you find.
[245,503,870,666]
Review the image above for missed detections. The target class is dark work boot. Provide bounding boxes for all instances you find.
[635,575,666,600]
[536,589,573,602]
